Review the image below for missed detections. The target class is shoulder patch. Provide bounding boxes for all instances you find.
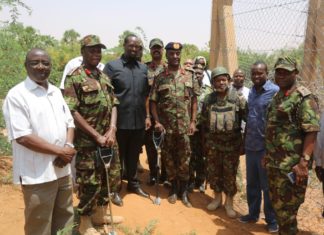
[296,86,311,97]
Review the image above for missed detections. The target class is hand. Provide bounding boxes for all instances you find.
[188,121,196,136]
[53,157,67,168]
[315,166,324,182]
[95,135,107,147]
[154,122,165,133]
[292,158,309,185]
[57,146,76,164]
[145,117,152,130]
[104,128,116,147]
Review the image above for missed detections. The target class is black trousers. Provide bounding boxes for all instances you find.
[117,128,145,189]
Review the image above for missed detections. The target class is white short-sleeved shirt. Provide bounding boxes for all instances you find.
[237,86,250,101]
[3,77,75,185]
[59,56,105,89]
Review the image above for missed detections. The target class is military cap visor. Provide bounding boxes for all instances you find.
[149,38,164,49]
[80,35,107,49]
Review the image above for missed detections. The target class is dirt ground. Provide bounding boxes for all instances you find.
[0,154,323,235]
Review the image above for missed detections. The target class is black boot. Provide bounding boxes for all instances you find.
[167,180,178,204]
[180,181,192,208]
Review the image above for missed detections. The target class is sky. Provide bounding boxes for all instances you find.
[1,0,213,49]
[1,0,308,52]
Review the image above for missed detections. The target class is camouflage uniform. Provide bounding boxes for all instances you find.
[265,84,320,235]
[150,67,200,182]
[189,84,213,187]
[64,66,121,216]
[201,88,246,196]
[144,61,167,181]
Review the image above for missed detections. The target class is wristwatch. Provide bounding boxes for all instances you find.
[302,153,311,161]
[64,142,75,148]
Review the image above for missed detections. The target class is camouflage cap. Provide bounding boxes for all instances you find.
[193,64,204,70]
[211,66,230,79]
[149,38,164,49]
[80,35,106,49]
[165,42,183,51]
[274,57,298,71]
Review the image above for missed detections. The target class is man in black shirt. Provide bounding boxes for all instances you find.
[103,34,151,200]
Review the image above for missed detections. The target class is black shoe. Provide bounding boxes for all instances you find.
[111,192,123,207]
[188,182,195,193]
[181,192,192,208]
[198,184,205,193]
[128,187,149,198]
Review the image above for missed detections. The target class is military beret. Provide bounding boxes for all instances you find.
[80,35,106,49]
[165,42,183,51]
[149,38,164,49]
[274,57,298,72]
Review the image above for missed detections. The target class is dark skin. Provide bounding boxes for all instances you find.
[232,69,245,90]
[150,45,163,63]
[195,68,204,87]
[274,68,317,185]
[17,48,76,164]
[151,49,197,135]
[251,64,267,92]
[195,58,206,69]
[212,75,229,98]
[123,36,140,60]
[72,45,117,147]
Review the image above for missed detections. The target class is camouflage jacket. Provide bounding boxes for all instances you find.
[197,84,213,125]
[265,85,320,171]
[64,66,119,149]
[150,67,200,134]
[201,87,246,141]
[146,61,166,87]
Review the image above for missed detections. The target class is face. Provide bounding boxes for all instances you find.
[124,36,139,59]
[183,59,193,69]
[251,64,267,88]
[166,50,181,67]
[196,58,206,68]
[150,45,163,60]
[195,68,204,83]
[275,68,297,90]
[232,70,245,88]
[82,45,102,67]
[212,75,229,93]
[25,49,51,85]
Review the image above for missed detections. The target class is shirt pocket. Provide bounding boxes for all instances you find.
[81,80,101,106]
[158,84,171,99]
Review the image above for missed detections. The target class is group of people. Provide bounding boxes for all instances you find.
[2,33,323,235]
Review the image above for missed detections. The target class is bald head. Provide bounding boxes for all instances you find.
[25,48,51,64]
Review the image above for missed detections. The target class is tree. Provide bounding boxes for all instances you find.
[61,29,80,44]
[0,0,31,23]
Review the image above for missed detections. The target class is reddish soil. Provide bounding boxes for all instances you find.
[0,155,323,235]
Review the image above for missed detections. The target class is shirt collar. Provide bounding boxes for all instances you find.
[25,76,55,94]
[252,79,272,93]
[121,54,140,67]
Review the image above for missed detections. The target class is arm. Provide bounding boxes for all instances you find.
[150,100,164,132]
[145,96,152,130]
[104,106,117,147]
[189,95,198,135]
[72,111,107,146]
[16,134,76,163]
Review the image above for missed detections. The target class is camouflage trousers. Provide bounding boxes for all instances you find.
[162,133,191,181]
[75,145,121,216]
[267,167,307,235]
[205,134,241,196]
[189,129,206,184]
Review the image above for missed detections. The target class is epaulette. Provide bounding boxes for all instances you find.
[67,66,82,76]
[296,86,311,97]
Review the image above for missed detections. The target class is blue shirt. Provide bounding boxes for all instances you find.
[245,80,279,151]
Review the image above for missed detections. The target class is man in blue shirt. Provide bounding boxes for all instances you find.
[239,61,279,233]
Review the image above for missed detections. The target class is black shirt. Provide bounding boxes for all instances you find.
[103,55,149,130]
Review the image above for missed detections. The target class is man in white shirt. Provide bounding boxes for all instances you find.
[232,68,250,100]
[2,48,76,235]
[59,56,104,90]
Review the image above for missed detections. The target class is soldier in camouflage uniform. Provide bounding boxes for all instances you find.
[201,67,246,218]
[144,38,168,185]
[188,64,212,193]
[150,42,200,207]
[63,35,123,235]
[265,57,320,235]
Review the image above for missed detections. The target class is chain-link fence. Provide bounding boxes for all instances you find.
[229,1,324,234]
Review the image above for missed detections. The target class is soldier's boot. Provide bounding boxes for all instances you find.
[180,181,192,208]
[91,206,124,226]
[167,180,178,204]
[206,191,222,211]
[224,195,236,218]
[79,216,100,235]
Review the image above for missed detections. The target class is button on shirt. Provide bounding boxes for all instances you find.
[2,77,75,185]
[245,80,279,151]
[103,55,149,130]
